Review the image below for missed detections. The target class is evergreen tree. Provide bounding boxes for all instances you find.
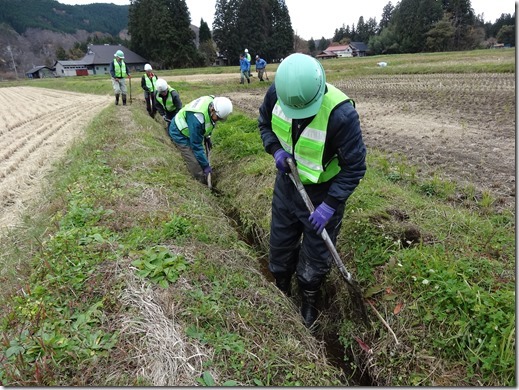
[379,2,394,32]
[129,0,201,68]
[317,36,329,50]
[442,0,475,49]
[308,37,316,54]
[199,18,212,42]
[268,0,294,61]
[391,0,443,52]
[425,13,455,51]
[213,0,293,64]
[213,0,240,62]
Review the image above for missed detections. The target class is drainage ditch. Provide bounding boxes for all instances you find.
[222,203,374,386]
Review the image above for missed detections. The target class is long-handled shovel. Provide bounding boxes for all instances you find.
[286,158,369,326]
[129,76,132,104]
[204,136,212,190]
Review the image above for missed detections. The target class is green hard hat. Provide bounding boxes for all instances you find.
[115,50,124,58]
[275,53,326,119]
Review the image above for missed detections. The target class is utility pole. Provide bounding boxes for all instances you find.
[6,44,18,79]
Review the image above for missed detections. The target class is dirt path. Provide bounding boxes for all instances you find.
[227,72,515,208]
[0,86,111,231]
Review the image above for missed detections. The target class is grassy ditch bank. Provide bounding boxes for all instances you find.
[212,111,515,386]
[0,105,345,386]
[0,48,515,386]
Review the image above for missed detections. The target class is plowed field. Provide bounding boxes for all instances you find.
[0,86,111,230]
[227,72,516,208]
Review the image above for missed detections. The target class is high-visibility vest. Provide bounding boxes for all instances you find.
[113,59,126,77]
[272,84,354,184]
[174,95,215,137]
[156,86,180,112]
[143,73,157,92]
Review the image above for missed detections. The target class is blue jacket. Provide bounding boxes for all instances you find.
[169,112,210,168]
[240,58,250,72]
[255,57,267,69]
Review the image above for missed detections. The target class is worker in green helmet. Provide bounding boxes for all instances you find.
[258,53,366,330]
[109,49,131,106]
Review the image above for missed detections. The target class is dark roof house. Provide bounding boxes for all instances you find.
[54,44,148,77]
[26,66,55,79]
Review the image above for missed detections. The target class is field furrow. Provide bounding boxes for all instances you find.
[0,86,111,229]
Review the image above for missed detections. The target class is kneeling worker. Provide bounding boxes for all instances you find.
[168,95,233,184]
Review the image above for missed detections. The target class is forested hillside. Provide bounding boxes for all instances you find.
[0,0,128,35]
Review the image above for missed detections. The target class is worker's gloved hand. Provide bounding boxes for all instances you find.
[274,149,292,173]
[309,202,336,235]
[162,115,167,121]
[203,165,212,175]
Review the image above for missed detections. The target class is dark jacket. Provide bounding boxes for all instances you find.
[258,83,366,209]
[155,89,183,120]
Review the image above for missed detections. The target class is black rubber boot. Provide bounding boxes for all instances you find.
[115,94,120,105]
[273,272,292,297]
[301,288,320,329]
[122,94,127,106]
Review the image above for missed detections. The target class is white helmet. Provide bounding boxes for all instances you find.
[244,48,248,53]
[144,63,152,71]
[156,78,168,93]
[212,97,233,121]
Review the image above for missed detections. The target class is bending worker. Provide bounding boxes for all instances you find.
[109,49,131,106]
[168,95,233,184]
[258,53,366,329]
[141,63,158,117]
[154,78,183,123]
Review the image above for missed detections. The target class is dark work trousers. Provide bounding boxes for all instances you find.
[268,172,346,290]
[144,91,156,116]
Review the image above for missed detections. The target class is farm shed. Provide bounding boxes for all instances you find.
[318,42,368,59]
[53,44,148,77]
[26,66,55,79]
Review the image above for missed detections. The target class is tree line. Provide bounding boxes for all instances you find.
[128,0,293,69]
[128,0,514,69]
[311,0,515,55]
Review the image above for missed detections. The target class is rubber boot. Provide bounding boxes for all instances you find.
[273,272,292,297]
[301,288,320,329]
[122,94,127,106]
[115,94,120,105]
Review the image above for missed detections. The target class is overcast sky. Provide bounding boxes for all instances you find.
[59,0,516,41]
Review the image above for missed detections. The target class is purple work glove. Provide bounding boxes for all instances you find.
[203,165,212,175]
[274,149,292,173]
[309,202,336,235]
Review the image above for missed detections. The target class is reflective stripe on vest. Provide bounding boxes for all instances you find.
[113,59,126,77]
[156,87,179,112]
[272,84,354,184]
[144,73,157,92]
[173,95,215,137]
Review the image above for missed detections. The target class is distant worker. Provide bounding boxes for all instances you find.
[244,48,252,77]
[110,49,131,106]
[239,53,250,85]
[154,78,182,123]
[255,55,267,81]
[168,95,233,184]
[141,63,158,117]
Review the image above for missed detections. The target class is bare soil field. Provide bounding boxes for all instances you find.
[0,72,514,230]
[0,86,111,230]
[224,72,516,209]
